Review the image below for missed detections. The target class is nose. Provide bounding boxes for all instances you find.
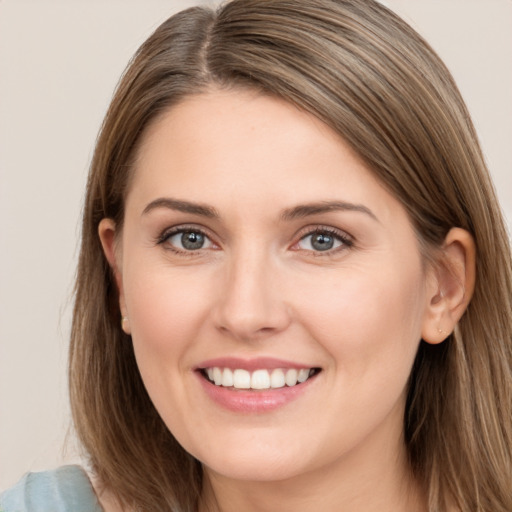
[212,247,292,342]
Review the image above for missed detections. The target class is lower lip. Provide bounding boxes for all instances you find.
[196,372,317,413]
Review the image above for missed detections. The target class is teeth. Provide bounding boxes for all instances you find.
[297,368,309,383]
[251,369,270,390]
[213,367,223,386]
[204,367,315,390]
[285,369,298,386]
[270,368,286,388]
[222,368,234,387]
[233,369,251,389]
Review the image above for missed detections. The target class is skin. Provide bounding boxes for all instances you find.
[99,89,475,512]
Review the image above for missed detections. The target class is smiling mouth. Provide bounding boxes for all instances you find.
[200,367,321,390]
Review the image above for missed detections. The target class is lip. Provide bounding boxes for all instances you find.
[197,356,314,372]
[195,357,320,413]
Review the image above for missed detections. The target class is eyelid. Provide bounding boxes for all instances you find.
[155,224,219,250]
[291,225,354,253]
[154,223,353,255]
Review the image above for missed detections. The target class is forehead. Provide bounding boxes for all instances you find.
[127,89,400,225]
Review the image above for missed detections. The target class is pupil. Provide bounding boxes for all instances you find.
[312,233,334,251]
[181,231,204,250]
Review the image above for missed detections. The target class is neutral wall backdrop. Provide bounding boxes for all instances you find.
[1,0,511,490]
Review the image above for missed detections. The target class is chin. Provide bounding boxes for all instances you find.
[203,452,308,482]
[190,430,325,483]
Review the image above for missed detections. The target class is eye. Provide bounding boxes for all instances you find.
[296,229,351,253]
[160,228,215,252]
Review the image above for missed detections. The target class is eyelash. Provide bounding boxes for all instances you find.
[155,224,217,256]
[155,225,353,256]
[293,226,353,256]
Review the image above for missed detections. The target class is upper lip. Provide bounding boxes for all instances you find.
[197,357,319,372]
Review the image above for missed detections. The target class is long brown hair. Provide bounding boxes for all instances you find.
[70,1,512,510]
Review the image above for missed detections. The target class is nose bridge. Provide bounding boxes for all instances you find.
[214,241,290,340]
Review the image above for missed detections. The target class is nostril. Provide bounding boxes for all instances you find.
[213,306,292,341]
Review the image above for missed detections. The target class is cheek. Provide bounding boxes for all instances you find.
[121,264,220,426]
[290,263,427,453]
[295,262,426,375]
[122,264,215,368]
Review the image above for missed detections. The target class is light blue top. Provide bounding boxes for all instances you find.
[0,465,103,512]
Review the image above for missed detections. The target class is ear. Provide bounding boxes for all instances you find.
[422,228,476,344]
[98,218,131,335]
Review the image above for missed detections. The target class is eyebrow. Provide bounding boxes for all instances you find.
[142,198,219,218]
[280,201,379,222]
[142,197,378,223]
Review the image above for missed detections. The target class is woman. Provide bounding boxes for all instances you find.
[1,0,511,511]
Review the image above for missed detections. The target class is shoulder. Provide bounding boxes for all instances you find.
[0,465,103,512]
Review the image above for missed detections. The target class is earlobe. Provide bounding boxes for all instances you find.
[98,218,131,335]
[422,228,476,344]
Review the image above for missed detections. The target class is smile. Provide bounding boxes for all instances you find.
[203,367,319,390]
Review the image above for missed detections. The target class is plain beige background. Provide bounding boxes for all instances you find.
[1,0,511,490]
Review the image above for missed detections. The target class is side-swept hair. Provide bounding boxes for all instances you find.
[70,1,512,510]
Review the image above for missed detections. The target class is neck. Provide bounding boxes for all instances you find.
[199,419,426,512]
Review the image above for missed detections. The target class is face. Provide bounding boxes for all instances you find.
[102,90,438,484]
